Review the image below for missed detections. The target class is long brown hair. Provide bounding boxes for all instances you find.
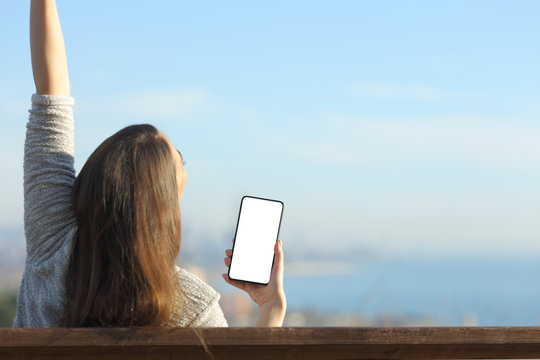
[62,124,182,327]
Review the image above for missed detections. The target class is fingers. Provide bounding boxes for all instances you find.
[223,248,243,289]
[223,249,232,267]
[223,240,233,268]
[222,273,247,292]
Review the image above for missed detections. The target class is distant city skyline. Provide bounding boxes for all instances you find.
[1,1,540,258]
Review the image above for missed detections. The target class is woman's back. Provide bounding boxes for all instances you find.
[14,97,227,328]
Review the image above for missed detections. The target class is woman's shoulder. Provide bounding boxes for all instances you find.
[174,267,228,327]
[176,267,220,302]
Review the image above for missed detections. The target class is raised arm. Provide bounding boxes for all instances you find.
[30,0,70,95]
[15,0,76,327]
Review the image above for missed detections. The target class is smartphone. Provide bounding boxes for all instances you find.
[228,196,284,285]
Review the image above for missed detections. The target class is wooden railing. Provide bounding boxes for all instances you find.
[2,327,540,359]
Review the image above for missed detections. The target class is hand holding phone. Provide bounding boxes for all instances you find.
[227,196,284,285]
[223,196,286,326]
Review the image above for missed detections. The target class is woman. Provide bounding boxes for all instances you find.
[14,0,286,328]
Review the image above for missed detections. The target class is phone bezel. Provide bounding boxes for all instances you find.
[227,195,284,286]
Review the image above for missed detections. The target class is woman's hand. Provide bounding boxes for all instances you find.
[223,240,287,327]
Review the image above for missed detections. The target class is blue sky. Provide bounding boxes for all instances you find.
[1,1,540,259]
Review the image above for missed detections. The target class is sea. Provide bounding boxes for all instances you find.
[280,256,540,326]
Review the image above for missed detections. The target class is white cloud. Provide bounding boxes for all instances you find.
[350,82,446,101]
[277,113,540,171]
[120,89,209,118]
[77,88,212,122]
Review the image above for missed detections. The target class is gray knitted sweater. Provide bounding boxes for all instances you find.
[13,94,227,328]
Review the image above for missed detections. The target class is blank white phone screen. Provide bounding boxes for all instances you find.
[229,197,283,284]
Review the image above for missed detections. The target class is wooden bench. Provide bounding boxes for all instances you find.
[2,327,540,359]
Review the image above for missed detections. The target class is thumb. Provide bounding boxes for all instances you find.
[269,240,284,285]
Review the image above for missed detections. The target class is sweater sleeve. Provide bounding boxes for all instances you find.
[24,94,76,265]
